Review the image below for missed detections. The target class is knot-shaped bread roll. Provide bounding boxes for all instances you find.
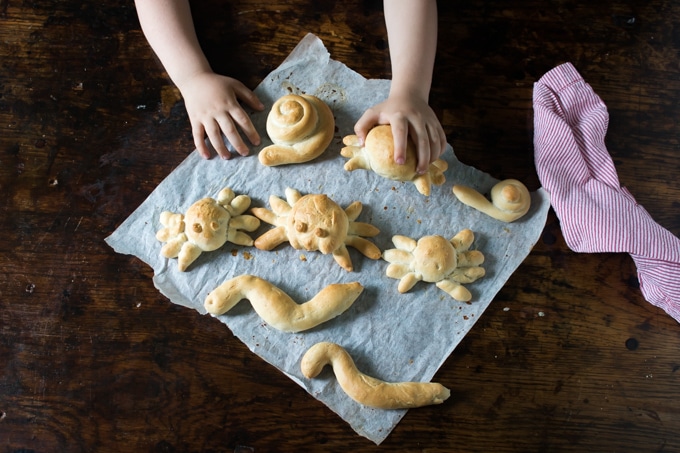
[301,342,450,409]
[452,179,531,222]
[341,125,448,196]
[204,275,363,333]
[259,94,335,166]
[155,187,260,271]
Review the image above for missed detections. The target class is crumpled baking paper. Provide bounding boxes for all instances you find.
[106,33,550,444]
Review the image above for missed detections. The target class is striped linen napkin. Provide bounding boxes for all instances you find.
[533,62,680,322]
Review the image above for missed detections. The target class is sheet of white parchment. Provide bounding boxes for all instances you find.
[106,33,550,445]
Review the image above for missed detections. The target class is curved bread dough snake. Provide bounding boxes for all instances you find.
[301,342,451,409]
[204,275,363,333]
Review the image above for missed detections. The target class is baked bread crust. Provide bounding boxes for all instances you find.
[251,188,381,272]
[301,342,451,409]
[341,125,448,196]
[383,229,486,301]
[205,275,363,333]
[259,94,335,166]
[452,179,531,222]
[155,187,260,271]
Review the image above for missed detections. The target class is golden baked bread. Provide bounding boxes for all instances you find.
[155,187,260,271]
[301,342,451,409]
[452,179,531,222]
[204,275,363,332]
[341,125,448,196]
[383,229,485,301]
[251,187,381,272]
[259,94,335,166]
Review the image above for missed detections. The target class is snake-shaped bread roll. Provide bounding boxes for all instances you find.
[452,179,531,222]
[301,342,451,409]
[259,94,335,166]
[204,275,363,333]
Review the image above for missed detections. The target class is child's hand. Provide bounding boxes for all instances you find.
[354,93,446,174]
[180,71,265,159]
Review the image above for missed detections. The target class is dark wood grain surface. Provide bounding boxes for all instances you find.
[2,1,680,452]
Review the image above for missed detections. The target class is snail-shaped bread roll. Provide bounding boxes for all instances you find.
[301,342,451,409]
[259,94,335,166]
[204,275,363,333]
[452,179,531,222]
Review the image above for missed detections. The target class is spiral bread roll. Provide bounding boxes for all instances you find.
[301,342,451,409]
[205,275,364,333]
[259,94,335,166]
[452,179,531,222]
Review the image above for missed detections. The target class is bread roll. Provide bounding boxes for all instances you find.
[259,94,335,166]
[383,230,485,301]
[205,275,363,333]
[155,187,259,271]
[301,342,451,409]
[452,179,531,222]
[251,188,381,272]
[341,125,447,196]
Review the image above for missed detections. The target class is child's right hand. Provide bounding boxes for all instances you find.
[180,71,265,159]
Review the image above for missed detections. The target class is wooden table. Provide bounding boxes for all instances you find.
[2,1,679,451]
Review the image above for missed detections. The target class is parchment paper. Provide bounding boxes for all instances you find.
[106,33,550,444]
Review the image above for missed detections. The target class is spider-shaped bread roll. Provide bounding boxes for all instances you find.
[155,187,260,271]
[341,125,448,196]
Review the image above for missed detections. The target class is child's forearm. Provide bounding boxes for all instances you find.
[134,0,212,90]
[383,0,438,100]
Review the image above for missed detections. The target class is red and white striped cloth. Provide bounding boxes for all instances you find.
[533,62,680,322]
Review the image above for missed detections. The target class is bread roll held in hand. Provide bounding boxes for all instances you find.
[155,187,260,271]
[341,125,448,196]
[259,94,335,166]
[205,275,363,332]
[301,342,451,409]
[452,179,531,222]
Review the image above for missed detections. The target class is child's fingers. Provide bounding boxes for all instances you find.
[390,117,409,166]
[192,124,212,159]
[354,108,379,145]
[230,108,261,150]
[412,125,431,174]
